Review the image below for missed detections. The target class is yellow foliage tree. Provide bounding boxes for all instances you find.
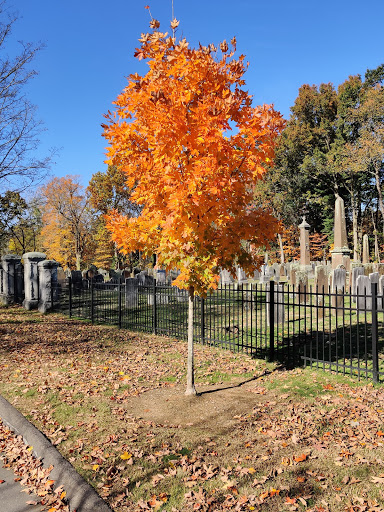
[39,176,94,269]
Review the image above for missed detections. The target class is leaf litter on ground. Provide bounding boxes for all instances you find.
[1,306,384,511]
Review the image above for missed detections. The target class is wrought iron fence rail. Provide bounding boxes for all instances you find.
[44,278,384,383]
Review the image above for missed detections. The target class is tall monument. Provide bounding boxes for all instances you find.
[331,196,351,271]
[298,216,310,266]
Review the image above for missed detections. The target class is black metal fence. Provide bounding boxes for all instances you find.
[52,278,384,384]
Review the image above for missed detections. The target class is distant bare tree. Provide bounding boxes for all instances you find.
[0,1,52,193]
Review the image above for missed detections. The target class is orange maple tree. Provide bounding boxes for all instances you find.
[103,16,284,394]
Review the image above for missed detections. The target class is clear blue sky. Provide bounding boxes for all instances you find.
[8,0,384,189]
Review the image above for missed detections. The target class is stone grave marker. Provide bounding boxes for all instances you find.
[351,267,364,303]
[296,270,308,303]
[356,275,371,311]
[266,283,285,325]
[331,268,346,313]
[125,278,139,308]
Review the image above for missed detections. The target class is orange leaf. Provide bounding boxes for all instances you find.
[293,453,308,462]
[44,479,55,489]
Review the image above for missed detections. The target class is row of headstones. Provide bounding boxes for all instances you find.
[125,277,188,308]
[220,262,327,286]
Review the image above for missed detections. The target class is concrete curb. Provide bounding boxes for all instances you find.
[0,395,113,512]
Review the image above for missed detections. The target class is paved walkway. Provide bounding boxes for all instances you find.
[0,395,112,512]
[0,460,45,512]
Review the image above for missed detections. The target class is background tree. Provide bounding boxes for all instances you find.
[263,64,384,260]
[39,175,94,269]
[103,19,284,395]
[0,1,52,192]
[88,165,141,269]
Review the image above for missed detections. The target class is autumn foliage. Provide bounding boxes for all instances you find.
[103,21,284,296]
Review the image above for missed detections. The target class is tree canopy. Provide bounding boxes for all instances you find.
[103,23,284,297]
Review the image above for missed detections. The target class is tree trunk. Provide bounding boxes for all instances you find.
[76,253,81,271]
[372,208,380,262]
[374,164,384,237]
[351,195,360,260]
[185,285,197,396]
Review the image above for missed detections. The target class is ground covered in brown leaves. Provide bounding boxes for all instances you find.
[1,306,384,512]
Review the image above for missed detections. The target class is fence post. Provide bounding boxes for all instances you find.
[201,297,205,344]
[118,278,122,329]
[153,278,157,335]
[371,282,379,384]
[68,276,72,318]
[91,277,94,324]
[269,280,275,362]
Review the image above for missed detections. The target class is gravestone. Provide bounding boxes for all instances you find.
[362,234,370,264]
[266,283,285,325]
[237,267,248,284]
[314,265,328,317]
[331,268,346,313]
[22,252,46,310]
[220,269,235,285]
[356,275,371,311]
[125,278,139,308]
[137,270,154,286]
[271,263,281,282]
[331,196,351,271]
[289,268,297,286]
[259,265,270,284]
[98,268,109,281]
[351,267,364,303]
[296,270,308,303]
[155,269,166,285]
[253,268,260,280]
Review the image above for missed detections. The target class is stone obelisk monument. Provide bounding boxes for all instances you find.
[298,216,310,267]
[331,196,351,271]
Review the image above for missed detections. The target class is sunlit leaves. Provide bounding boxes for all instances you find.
[103,29,284,296]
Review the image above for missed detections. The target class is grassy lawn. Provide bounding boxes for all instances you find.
[1,305,384,511]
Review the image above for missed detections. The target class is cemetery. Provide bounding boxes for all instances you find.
[1,195,384,384]
[0,4,384,511]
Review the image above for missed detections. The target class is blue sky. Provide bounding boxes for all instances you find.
[7,0,384,189]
